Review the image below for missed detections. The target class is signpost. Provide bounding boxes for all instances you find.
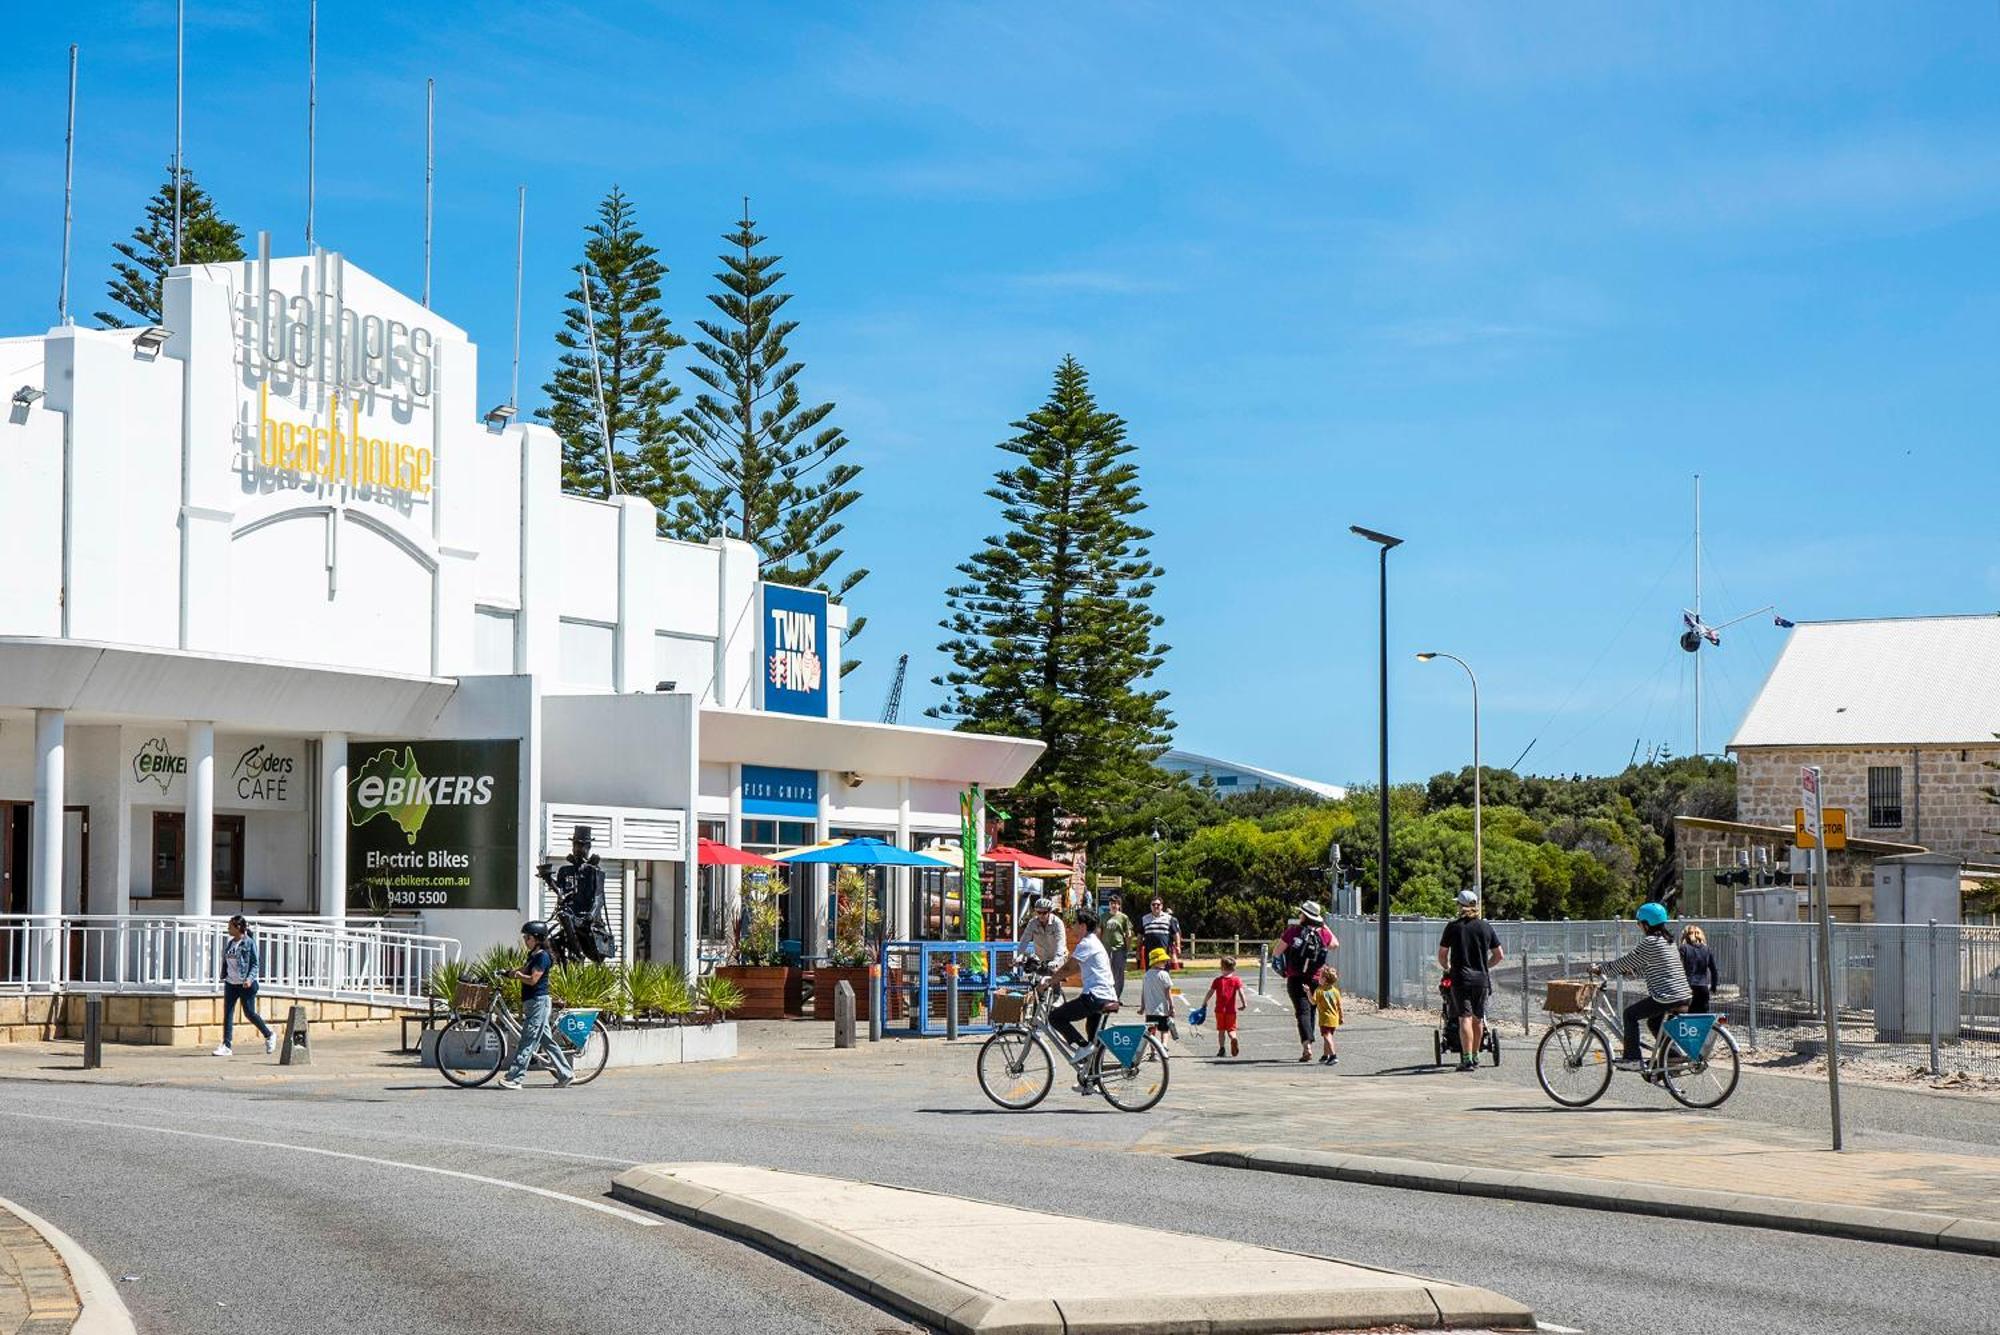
[1792,806,1847,849]
[1799,766,1844,1151]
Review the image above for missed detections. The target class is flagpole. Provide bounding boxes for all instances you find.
[510,185,524,409]
[59,44,76,325]
[173,0,184,265]
[422,77,434,308]
[305,0,317,249]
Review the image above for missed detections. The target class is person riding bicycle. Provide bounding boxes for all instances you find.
[1046,909,1117,1069]
[1017,896,1068,973]
[1592,902,1693,1071]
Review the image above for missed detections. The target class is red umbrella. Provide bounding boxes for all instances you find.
[698,836,780,868]
[982,844,1072,875]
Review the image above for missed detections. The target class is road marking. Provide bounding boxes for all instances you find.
[0,1107,664,1228]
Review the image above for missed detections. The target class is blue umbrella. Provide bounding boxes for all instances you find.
[773,836,956,868]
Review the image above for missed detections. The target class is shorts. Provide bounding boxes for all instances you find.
[1318,1025,1338,1037]
[1451,979,1489,1020]
[1213,1012,1238,1032]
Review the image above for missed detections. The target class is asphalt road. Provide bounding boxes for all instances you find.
[1,1003,1996,1335]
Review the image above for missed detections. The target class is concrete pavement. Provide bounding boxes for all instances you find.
[612,1161,1536,1332]
[0,1195,133,1335]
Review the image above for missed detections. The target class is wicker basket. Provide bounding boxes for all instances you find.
[1544,979,1599,1014]
[452,980,496,1013]
[990,991,1028,1026]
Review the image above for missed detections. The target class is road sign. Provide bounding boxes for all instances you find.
[1799,767,1821,843]
[1794,806,1847,849]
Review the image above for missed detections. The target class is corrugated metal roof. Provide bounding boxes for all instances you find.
[1729,615,2000,748]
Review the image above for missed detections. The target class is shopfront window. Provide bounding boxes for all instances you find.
[150,811,246,901]
[740,819,818,951]
[697,819,729,945]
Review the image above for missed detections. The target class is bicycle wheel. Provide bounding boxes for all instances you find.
[1535,1019,1611,1107]
[1096,1034,1170,1113]
[436,1014,506,1088]
[557,1019,612,1086]
[977,1027,1054,1110]
[1486,1029,1501,1067]
[1662,1023,1740,1109]
[1433,1029,1444,1068]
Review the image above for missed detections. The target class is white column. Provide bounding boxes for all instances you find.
[894,777,912,940]
[185,721,214,919]
[814,769,834,957]
[319,733,347,925]
[30,710,65,982]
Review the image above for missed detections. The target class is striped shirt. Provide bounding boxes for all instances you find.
[1603,934,1693,1004]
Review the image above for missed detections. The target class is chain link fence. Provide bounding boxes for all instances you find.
[1329,915,2000,1078]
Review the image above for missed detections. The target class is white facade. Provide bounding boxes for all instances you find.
[0,249,1040,966]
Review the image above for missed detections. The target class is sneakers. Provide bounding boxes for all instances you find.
[554,1075,574,1088]
[1457,1057,1477,1072]
[1613,1058,1645,1072]
[264,1034,278,1055]
[497,1075,523,1089]
[1229,1035,1240,1057]
[1215,1047,1228,1058]
[211,1044,233,1057]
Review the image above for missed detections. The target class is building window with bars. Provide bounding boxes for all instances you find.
[1866,766,1903,829]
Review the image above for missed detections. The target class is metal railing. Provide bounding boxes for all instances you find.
[1330,915,2000,1077]
[880,940,1026,1037]
[0,914,458,1009]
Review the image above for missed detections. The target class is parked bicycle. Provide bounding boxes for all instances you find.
[975,962,1169,1113]
[434,974,611,1088]
[1534,977,1739,1109]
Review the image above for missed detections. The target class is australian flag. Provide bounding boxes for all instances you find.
[1774,615,1796,628]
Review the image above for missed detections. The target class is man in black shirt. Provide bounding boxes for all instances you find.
[1436,889,1503,1072]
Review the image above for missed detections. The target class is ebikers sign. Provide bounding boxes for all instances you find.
[346,740,519,912]
[760,583,829,718]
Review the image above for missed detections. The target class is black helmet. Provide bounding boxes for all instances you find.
[522,920,551,942]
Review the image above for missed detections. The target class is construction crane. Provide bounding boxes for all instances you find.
[880,654,909,724]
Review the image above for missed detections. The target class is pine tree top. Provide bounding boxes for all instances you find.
[97,164,244,329]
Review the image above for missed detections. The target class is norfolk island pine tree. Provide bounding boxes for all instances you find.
[97,164,244,328]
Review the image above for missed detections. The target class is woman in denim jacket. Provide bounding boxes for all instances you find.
[216,914,276,1057]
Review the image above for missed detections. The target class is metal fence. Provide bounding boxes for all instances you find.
[0,914,457,1009]
[1329,915,2000,1078]
[880,940,1028,1037]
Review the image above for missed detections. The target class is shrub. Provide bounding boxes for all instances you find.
[549,960,622,1012]
[828,869,879,966]
[733,872,786,966]
[625,960,693,1020]
[698,975,744,1019]
[473,943,527,1011]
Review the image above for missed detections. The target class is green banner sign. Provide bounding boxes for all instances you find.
[960,785,983,942]
[346,739,519,913]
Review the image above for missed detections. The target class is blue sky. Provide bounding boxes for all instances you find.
[4,4,1997,785]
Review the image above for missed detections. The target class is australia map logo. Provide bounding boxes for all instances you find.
[348,745,499,845]
[131,736,186,793]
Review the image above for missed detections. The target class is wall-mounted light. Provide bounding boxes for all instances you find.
[483,403,518,428]
[131,326,170,354]
[654,680,678,692]
[11,385,45,408]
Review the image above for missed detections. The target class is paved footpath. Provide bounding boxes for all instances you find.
[0,1201,82,1335]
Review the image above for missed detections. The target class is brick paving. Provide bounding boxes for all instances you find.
[0,1208,79,1335]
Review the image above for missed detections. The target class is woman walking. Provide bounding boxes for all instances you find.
[1278,901,1335,1063]
[1678,924,1719,1014]
[214,915,276,1057]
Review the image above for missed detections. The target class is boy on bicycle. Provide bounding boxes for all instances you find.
[1048,910,1118,1078]
[1593,902,1692,1071]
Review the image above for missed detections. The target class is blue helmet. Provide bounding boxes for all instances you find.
[1635,902,1669,928]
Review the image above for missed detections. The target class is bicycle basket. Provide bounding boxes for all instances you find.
[451,981,496,1012]
[991,991,1028,1026]
[1544,979,1598,1014]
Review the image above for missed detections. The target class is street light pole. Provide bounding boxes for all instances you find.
[1418,652,1481,897]
[1151,826,1161,904]
[1352,525,1403,1008]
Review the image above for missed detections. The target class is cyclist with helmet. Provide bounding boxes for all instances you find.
[1593,903,1693,1071]
[1017,895,1069,974]
[498,920,573,1089]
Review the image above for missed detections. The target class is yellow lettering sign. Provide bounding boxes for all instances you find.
[254,384,432,497]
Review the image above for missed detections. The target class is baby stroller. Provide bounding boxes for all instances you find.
[1433,976,1500,1068]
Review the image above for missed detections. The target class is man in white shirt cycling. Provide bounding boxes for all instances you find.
[1016,895,1068,972]
[1047,909,1118,1058]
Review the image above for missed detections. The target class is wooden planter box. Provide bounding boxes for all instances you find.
[715,965,802,1019]
[811,965,904,1021]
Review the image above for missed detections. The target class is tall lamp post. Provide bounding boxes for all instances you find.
[1351,524,1403,1007]
[1417,651,1481,898]
[1151,825,1162,903]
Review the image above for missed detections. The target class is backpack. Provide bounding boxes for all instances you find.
[1283,927,1327,979]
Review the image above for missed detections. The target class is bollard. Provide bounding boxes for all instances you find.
[1928,918,1941,1077]
[833,980,856,1049]
[1257,945,1267,998]
[82,991,104,1071]
[278,1004,312,1066]
[945,964,959,1041]
[1745,910,1758,1052]
[867,964,883,1044]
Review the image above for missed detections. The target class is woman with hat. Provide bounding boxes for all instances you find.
[1278,901,1336,1063]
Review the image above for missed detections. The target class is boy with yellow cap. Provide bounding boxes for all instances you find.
[1140,947,1177,1039]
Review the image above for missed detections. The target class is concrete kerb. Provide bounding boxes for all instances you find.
[611,1163,1536,1333]
[1181,1146,2000,1259]
[0,1194,137,1335]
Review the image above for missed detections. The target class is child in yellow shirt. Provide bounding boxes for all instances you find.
[1311,965,1343,1066]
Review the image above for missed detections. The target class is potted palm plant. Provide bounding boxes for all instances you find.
[714,873,801,1018]
[814,869,882,1020]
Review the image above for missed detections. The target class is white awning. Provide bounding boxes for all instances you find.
[699,707,1043,787]
[0,637,458,736]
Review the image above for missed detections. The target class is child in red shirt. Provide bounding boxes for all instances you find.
[1201,956,1247,1057]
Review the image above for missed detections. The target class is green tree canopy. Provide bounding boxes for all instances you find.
[934,357,1173,856]
[98,164,244,328]
[536,187,690,511]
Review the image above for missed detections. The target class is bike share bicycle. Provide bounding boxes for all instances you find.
[975,960,1171,1113]
[433,974,611,1088]
[1534,976,1739,1109]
